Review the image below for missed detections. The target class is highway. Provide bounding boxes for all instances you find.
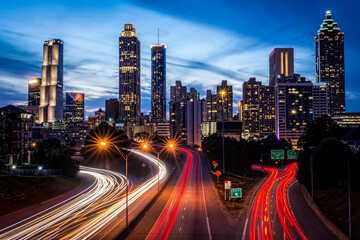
[0,148,168,240]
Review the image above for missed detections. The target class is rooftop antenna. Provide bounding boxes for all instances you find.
[158,28,159,45]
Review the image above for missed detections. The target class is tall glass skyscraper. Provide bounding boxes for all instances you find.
[151,44,166,122]
[39,39,64,123]
[119,23,141,125]
[315,11,345,115]
[28,78,41,106]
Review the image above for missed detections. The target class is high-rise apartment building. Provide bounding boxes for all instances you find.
[64,92,85,122]
[28,78,41,106]
[259,86,276,136]
[119,23,141,125]
[216,80,233,121]
[275,74,313,146]
[312,84,328,120]
[39,39,64,123]
[206,90,217,122]
[242,78,262,136]
[315,11,345,115]
[170,81,186,103]
[269,48,294,86]
[151,44,166,122]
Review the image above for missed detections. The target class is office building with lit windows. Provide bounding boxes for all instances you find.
[275,74,313,146]
[151,44,166,123]
[315,11,345,115]
[39,39,64,123]
[269,48,294,86]
[312,84,328,120]
[242,77,262,136]
[64,92,85,122]
[216,80,233,121]
[259,86,276,136]
[206,89,217,122]
[332,113,360,128]
[105,98,119,122]
[119,23,141,125]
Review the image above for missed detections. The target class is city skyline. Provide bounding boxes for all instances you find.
[0,1,359,117]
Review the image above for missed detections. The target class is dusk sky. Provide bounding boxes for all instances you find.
[0,0,359,117]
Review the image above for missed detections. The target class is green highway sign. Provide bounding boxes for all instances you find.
[231,188,242,198]
[287,150,299,160]
[271,150,284,160]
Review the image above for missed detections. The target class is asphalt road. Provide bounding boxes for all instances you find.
[243,163,337,240]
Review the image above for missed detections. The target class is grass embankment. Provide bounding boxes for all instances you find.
[315,188,360,239]
[212,171,264,218]
[0,175,82,216]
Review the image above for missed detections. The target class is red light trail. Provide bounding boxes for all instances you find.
[248,163,307,240]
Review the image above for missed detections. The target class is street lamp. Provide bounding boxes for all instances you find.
[99,140,130,230]
[220,90,226,174]
[141,141,175,194]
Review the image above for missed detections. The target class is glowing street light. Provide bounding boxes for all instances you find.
[219,90,226,174]
[141,141,175,194]
[100,141,106,146]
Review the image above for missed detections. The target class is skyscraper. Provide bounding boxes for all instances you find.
[105,98,119,122]
[151,44,166,123]
[216,80,233,121]
[275,74,313,146]
[170,81,186,103]
[269,48,294,86]
[315,11,345,115]
[39,39,64,123]
[242,77,262,136]
[64,92,85,122]
[119,23,141,125]
[28,78,41,106]
[259,86,276,136]
[206,89,217,122]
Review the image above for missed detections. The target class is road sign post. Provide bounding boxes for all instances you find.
[224,181,231,201]
[215,170,221,183]
[231,188,242,198]
[271,150,285,160]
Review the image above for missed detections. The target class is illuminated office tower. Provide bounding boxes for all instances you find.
[64,92,85,122]
[315,11,345,115]
[28,78,41,106]
[269,48,294,86]
[119,23,141,125]
[206,89,217,121]
[216,80,233,121]
[275,74,313,147]
[242,78,262,136]
[259,86,276,136]
[39,39,64,123]
[151,44,166,122]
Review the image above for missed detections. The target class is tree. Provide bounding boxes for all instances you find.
[298,115,341,149]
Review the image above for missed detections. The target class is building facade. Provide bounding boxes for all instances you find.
[119,23,141,125]
[242,78,262,136]
[105,98,119,122]
[39,39,64,123]
[151,44,166,122]
[269,48,294,86]
[259,86,276,137]
[275,74,313,146]
[64,92,85,122]
[206,90,217,122]
[0,105,34,164]
[216,80,233,121]
[312,84,328,120]
[332,113,360,128]
[28,78,41,106]
[315,11,345,115]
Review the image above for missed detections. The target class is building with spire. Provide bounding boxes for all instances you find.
[151,43,166,122]
[119,23,141,125]
[315,11,345,115]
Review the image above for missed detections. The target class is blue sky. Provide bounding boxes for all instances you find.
[0,0,359,117]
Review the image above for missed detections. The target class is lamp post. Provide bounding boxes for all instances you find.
[141,141,175,194]
[220,90,226,174]
[100,141,129,230]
